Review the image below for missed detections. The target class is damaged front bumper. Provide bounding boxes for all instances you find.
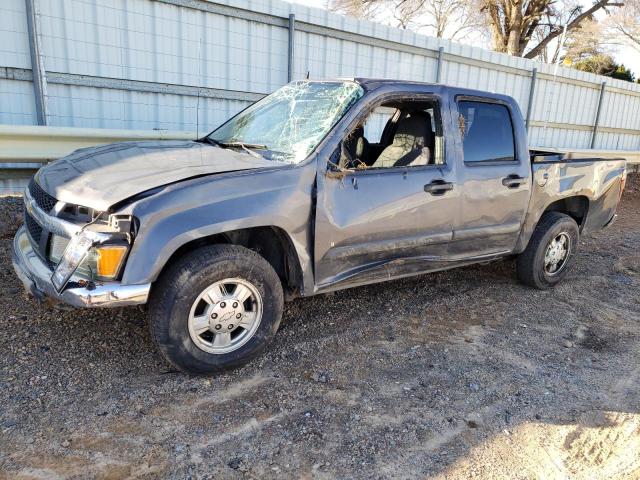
[12,225,150,308]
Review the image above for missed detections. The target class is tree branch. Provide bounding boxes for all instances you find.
[614,25,640,48]
[524,0,614,58]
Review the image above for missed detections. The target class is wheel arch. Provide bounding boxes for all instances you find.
[153,226,305,300]
[540,195,590,229]
[515,194,589,253]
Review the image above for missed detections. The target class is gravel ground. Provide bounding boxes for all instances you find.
[1,177,639,479]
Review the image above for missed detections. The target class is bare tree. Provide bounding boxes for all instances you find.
[482,0,622,58]
[530,13,612,63]
[330,0,382,19]
[608,0,640,52]
[562,18,613,61]
[332,0,621,58]
[524,0,584,61]
[330,0,482,41]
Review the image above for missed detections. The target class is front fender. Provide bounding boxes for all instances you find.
[119,165,316,293]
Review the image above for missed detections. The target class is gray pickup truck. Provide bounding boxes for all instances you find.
[13,79,627,374]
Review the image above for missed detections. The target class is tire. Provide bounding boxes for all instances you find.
[149,244,284,375]
[516,212,579,289]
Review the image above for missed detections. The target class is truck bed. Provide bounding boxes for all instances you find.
[530,148,629,165]
[523,155,627,245]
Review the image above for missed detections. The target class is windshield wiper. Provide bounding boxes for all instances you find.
[202,137,221,147]
[218,141,267,149]
[212,140,267,159]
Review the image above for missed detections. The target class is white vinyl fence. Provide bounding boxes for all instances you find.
[1,0,639,193]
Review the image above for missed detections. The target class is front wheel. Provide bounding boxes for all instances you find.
[516,212,579,289]
[149,244,284,375]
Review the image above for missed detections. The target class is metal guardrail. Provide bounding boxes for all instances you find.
[0,126,638,182]
[0,125,196,164]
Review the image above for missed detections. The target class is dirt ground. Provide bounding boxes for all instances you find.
[1,177,639,480]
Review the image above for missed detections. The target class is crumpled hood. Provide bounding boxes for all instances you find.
[36,140,277,211]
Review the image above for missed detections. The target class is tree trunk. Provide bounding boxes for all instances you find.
[506,1,524,55]
[487,1,507,52]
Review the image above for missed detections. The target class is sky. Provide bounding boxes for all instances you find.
[285,0,640,77]
[621,46,640,75]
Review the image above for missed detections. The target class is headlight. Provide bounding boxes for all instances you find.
[51,233,95,292]
[49,232,130,291]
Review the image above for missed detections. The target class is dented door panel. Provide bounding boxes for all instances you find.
[450,163,532,257]
[314,166,458,290]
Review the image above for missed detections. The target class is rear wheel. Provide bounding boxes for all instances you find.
[149,244,284,374]
[516,212,579,289]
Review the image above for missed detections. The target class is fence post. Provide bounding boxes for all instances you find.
[590,81,606,149]
[435,47,444,83]
[525,68,537,132]
[287,14,295,82]
[24,0,48,125]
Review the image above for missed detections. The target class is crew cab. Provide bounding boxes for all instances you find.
[12,79,627,374]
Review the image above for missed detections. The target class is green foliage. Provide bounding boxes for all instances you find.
[611,64,636,82]
[572,54,637,82]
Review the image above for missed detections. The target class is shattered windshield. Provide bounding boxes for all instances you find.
[207,81,364,163]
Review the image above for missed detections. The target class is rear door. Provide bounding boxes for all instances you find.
[449,96,532,258]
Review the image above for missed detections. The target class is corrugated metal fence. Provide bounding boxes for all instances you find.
[1,0,639,191]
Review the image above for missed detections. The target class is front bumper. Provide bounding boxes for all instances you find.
[12,225,150,308]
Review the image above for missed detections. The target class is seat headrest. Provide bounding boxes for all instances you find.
[343,125,364,157]
[352,125,365,138]
[393,111,432,148]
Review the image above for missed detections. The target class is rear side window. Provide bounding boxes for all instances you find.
[458,101,516,163]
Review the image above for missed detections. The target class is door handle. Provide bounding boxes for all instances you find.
[424,180,453,196]
[502,175,526,188]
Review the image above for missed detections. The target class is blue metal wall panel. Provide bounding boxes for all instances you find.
[0,0,31,69]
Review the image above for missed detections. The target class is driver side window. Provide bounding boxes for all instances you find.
[339,99,444,170]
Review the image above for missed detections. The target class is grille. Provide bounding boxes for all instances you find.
[25,211,43,245]
[28,178,57,212]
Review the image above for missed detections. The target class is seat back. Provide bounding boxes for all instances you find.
[372,111,433,168]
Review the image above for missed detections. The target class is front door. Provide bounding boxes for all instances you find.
[313,93,459,291]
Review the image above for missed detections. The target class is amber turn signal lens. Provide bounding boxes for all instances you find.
[95,246,128,278]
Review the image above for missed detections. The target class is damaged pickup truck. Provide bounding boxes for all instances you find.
[13,79,627,374]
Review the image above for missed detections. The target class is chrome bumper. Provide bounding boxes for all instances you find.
[12,225,150,308]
